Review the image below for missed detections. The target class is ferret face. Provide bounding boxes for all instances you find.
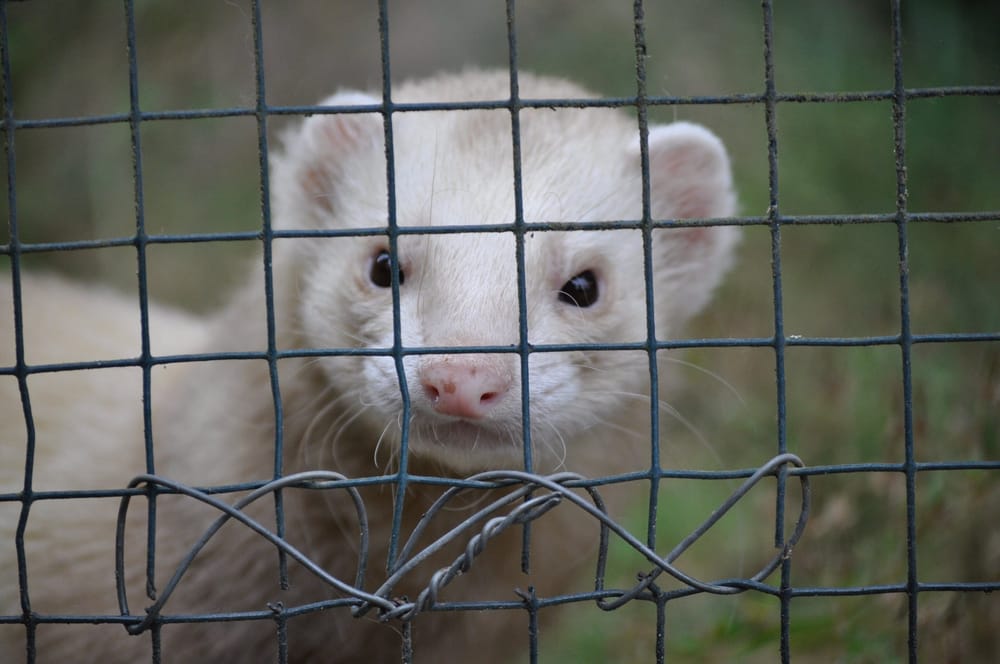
[272,71,738,474]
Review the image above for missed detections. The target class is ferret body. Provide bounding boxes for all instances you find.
[0,70,737,662]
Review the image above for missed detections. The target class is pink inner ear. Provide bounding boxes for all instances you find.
[295,108,382,211]
[666,183,719,222]
[316,112,379,153]
[647,123,734,223]
[671,225,713,248]
[300,164,334,213]
[653,145,725,219]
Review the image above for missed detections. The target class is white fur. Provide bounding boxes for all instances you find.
[1,70,737,662]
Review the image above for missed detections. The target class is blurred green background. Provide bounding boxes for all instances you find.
[2,0,998,661]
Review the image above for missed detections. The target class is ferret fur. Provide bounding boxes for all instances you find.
[0,70,738,663]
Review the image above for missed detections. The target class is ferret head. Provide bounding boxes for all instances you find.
[272,71,738,475]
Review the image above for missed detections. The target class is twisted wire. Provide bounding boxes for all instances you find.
[114,454,810,633]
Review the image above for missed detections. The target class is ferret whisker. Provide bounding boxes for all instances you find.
[322,402,371,471]
[660,355,747,407]
[541,420,569,471]
[469,425,482,454]
[581,388,721,466]
[372,418,397,470]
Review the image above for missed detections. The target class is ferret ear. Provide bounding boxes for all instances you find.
[272,91,384,226]
[646,121,735,221]
[644,122,740,330]
[300,91,383,156]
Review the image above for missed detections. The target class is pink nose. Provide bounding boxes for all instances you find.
[420,360,512,420]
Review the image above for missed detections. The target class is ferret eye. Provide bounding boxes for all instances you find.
[370,249,404,288]
[558,270,599,308]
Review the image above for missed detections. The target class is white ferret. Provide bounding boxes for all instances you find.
[0,70,737,663]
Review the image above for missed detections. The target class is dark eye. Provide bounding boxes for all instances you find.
[370,249,404,288]
[558,270,599,307]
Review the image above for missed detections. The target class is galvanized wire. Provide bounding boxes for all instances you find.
[112,455,810,632]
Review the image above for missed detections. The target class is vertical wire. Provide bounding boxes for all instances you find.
[248,0,288,589]
[506,0,531,475]
[247,1,289,659]
[655,591,666,664]
[630,0,662,560]
[504,0,536,576]
[121,7,161,660]
[1,1,37,659]
[400,620,414,664]
[759,1,792,661]
[523,587,540,664]
[377,0,410,572]
[630,8,669,659]
[888,1,918,661]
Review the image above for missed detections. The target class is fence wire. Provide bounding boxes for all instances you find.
[1,1,999,663]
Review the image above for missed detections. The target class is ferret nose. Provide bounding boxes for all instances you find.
[419,359,512,420]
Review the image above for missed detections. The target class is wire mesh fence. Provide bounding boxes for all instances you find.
[1,1,999,662]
